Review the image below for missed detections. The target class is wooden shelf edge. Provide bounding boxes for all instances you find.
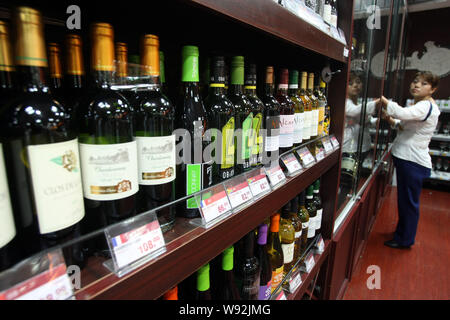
[74,150,340,300]
[186,0,347,63]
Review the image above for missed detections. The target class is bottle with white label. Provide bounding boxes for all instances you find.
[323,0,332,25]
[305,185,317,246]
[299,72,312,143]
[330,0,338,28]
[307,73,320,141]
[262,66,281,163]
[0,7,85,265]
[287,198,303,269]
[275,69,295,154]
[288,70,304,148]
[134,35,176,233]
[279,205,296,276]
[313,180,323,235]
[78,23,138,249]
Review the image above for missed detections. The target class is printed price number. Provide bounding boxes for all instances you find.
[200,190,232,223]
[227,181,253,209]
[248,173,270,198]
[266,165,286,187]
[281,153,302,174]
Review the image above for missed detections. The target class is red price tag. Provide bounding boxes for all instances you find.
[288,271,302,293]
[266,165,286,187]
[330,136,340,149]
[248,173,270,198]
[297,148,315,167]
[304,252,315,273]
[281,153,302,175]
[316,149,325,161]
[227,181,253,209]
[200,190,232,223]
[322,138,333,154]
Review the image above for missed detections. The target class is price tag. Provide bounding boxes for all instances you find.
[288,271,302,293]
[315,148,325,162]
[330,136,340,149]
[296,147,316,168]
[281,153,302,176]
[322,138,333,154]
[315,236,325,254]
[276,291,287,301]
[304,252,316,273]
[0,264,73,300]
[110,220,165,269]
[265,165,286,187]
[200,190,232,224]
[247,172,270,198]
[226,181,253,209]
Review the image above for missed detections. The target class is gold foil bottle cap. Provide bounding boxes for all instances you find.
[91,22,115,71]
[13,6,47,67]
[0,20,14,71]
[140,34,160,76]
[65,34,84,75]
[48,42,62,78]
[115,42,127,77]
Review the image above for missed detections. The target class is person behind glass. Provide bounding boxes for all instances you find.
[378,71,440,249]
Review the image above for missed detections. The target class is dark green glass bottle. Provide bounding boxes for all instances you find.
[306,185,317,246]
[298,191,310,255]
[261,66,280,163]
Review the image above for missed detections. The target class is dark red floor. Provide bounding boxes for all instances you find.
[343,186,450,300]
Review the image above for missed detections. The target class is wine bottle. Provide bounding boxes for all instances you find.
[330,0,338,28]
[162,286,178,300]
[204,55,235,184]
[176,45,212,218]
[159,51,168,96]
[244,63,264,167]
[236,230,260,300]
[78,23,138,245]
[134,34,176,232]
[314,79,327,137]
[275,68,295,154]
[289,70,304,148]
[298,191,310,255]
[0,7,85,263]
[114,42,136,104]
[229,56,253,173]
[64,34,86,133]
[195,263,212,300]
[279,205,296,274]
[262,66,280,164]
[217,246,241,300]
[47,42,64,100]
[267,214,284,293]
[256,223,272,300]
[313,180,323,235]
[299,72,312,143]
[323,0,332,25]
[288,197,303,266]
[306,185,317,245]
[307,73,319,141]
[0,20,15,103]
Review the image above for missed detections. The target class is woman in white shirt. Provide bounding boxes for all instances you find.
[379,71,440,249]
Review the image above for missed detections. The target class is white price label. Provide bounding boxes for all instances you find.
[322,138,333,154]
[226,181,253,209]
[111,220,165,269]
[288,272,302,293]
[316,149,325,162]
[281,153,302,175]
[276,291,287,300]
[265,165,286,187]
[297,148,315,168]
[0,264,73,300]
[304,252,316,273]
[247,173,270,198]
[330,136,340,149]
[315,237,325,254]
[200,190,232,223]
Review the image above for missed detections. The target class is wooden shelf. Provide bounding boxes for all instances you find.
[74,150,340,300]
[187,0,348,63]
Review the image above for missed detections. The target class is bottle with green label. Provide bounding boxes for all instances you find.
[176,45,212,218]
[228,56,253,173]
[244,63,264,167]
[289,70,304,148]
[204,56,235,184]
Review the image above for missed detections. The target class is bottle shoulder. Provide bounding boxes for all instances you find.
[82,88,133,117]
[205,93,235,114]
[134,90,175,116]
[229,93,253,113]
[246,94,265,114]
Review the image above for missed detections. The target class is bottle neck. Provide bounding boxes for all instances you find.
[277,85,288,96]
[244,85,257,96]
[230,84,244,95]
[0,70,14,90]
[92,70,114,89]
[17,66,48,92]
[244,233,255,258]
[265,83,274,96]
[209,83,225,95]
[197,265,210,292]
[50,76,62,89]
[65,74,84,89]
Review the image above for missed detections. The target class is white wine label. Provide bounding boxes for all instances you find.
[264,135,279,152]
[303,111,311,140]
[79,141,139,201]
[281,242,295,264]
[135,135,176,185]
[295,230,302,239]
[316,209,323,230]
[341,157,356,172]
[293,112,304,144]
[279,115,294,148]
[311,109,319,137]
[307,216,316,238]
[323,4,332,24]
[28,139,85,234]
[0,145,15,249]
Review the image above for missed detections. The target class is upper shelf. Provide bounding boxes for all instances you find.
[187,0,349,63]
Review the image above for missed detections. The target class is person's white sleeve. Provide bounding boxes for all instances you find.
[390,119,402,130]
[345,99,362,118]
[366,100,377,116]
[385,100,429,121]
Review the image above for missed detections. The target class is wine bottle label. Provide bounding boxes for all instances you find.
[316,209,323,230]
[135,135,176,185]
[303,111,311,140]
[0,145,16,249]
[221,118,235,169]
[241,275,260,299]
[251,113,263,156]
[293,112,304,144]
[279,115,294,148]
[79,141,139,201]
[323,4,332,24]
[271,266,284,293]
[186,164,202,209]
[307,217,316,238]
[265,116,280,152]
[258,280,272,300]
[281,242,295,264]
[341,157,356,173]
[241,113,253,160]
[311,109,319,137]
[318,106,325,136]
[331,14,338,28]
[28,139,85,234]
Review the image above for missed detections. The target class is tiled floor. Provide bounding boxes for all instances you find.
[343,186,450,300]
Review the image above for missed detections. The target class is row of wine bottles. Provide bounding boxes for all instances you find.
[163,181,323,300]
[0,6,331,272]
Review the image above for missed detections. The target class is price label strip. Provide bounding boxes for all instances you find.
[330,135,340,149]
[247,172,271,199]
[109,220,166,271]
[281,153,302,176]
[265,165,286,188]
[296,147,316,168]
[288,271,303,293]
[322,137,334,154]
[199,190,232,224]
[0,263,73,300]
[315,147,325,162]
[226,180,253,210]
[303,252,316,273]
